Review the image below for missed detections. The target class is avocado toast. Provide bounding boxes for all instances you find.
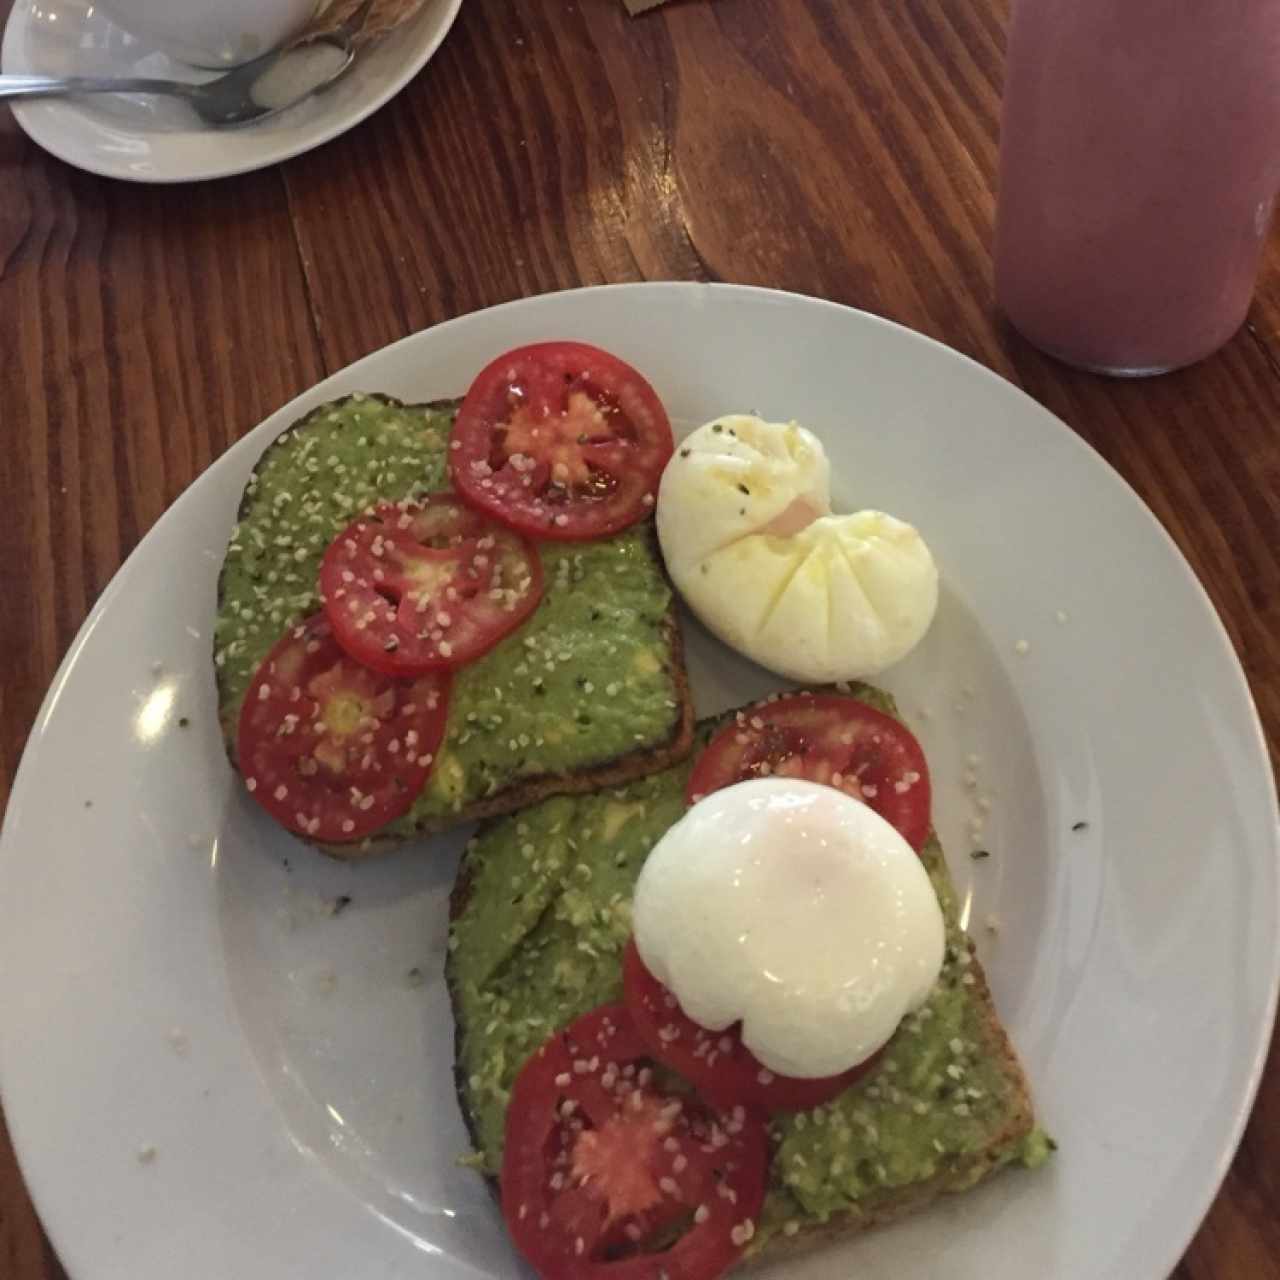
[447,685,1049,1260]
[215,394,693,857]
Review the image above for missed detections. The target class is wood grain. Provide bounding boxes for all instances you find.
[0,144,326,817]
[0,5,326,1271]
[1,0,1277,1276]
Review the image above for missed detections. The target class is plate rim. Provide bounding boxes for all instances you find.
[0,0,464,183]
[2,281,1277,1279]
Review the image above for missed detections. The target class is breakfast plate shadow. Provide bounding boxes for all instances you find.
[0,283,1273,1280]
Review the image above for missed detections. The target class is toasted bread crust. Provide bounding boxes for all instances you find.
[216,393,695,860]
[444,702,1039,1260]
[213,394,459,735]
[750,936,1033,1261]
[314,605,693,859]
[445,892,1035,1260]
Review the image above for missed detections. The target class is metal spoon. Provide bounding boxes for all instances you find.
[0,1,373,127]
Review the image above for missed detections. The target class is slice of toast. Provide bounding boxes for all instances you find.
[446,686,1046,1260]
[214,394,694,858]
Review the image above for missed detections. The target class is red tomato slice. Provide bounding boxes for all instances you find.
[237,613,449,843]
[319,494,543,677]
[686,692,932,852]
[622,940,881,1113]
[501,1003,768,1280]
[449,342,674,541]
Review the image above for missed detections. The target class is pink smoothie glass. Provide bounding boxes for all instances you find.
[995,0,1280,376]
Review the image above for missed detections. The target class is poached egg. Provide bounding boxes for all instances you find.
[632,777,945,1079]
[656,415,938,682]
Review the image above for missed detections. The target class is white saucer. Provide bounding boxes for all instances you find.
[1,0,462,182]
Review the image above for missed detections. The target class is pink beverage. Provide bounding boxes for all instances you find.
[995,0,1280,375]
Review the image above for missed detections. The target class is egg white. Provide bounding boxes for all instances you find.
[632,778,946,1079]
[656,415,938,681]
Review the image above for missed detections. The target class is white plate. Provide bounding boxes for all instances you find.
[1,283,1276,1280]
[0,0,462,183]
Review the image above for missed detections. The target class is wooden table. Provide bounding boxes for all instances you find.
[2,0,1277,1275]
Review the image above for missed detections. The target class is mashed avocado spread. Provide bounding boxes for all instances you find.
[214,396,682,836]
[449,687,1051,1251]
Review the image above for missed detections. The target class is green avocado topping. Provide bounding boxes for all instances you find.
[214,396,683,836]
[449,686,1050,1250]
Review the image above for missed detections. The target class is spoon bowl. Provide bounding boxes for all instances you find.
[0,0,373,126]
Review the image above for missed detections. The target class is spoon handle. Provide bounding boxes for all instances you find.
[0,74,192,103]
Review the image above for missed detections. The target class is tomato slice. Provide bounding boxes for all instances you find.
[319,494,543,677]
[236,613,449,843]
[622,940,881,1113]
[450,342,675,541]
[501,1003,768,1280]
[685,692,932,852]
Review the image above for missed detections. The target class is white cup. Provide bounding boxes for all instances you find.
[96,0,322,68]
